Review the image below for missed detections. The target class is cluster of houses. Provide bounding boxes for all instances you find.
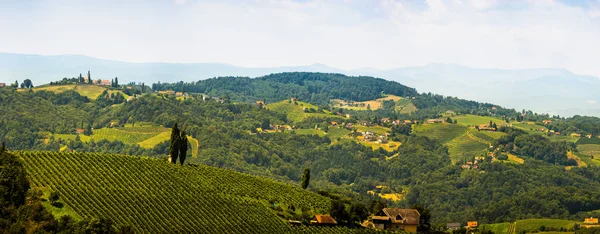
[292,208,421,233]
[446,221,479,231]
[363,131,389,144]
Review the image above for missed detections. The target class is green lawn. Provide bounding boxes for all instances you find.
[413,124,468,144]
[576,144,600,166]
[480,222,511,234]
[326,128,351,140]
[295,129,326,137]
[515,219,577,233]
[453,114,506,127]
[266,100,335,123]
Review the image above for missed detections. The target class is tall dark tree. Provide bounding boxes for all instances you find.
[410,204,431,232]
[179,130,188,165]
[169,123,180,164]
[88,70,92,84]
[329,199,350,224]
[0,151,30,207]
[114,77,119,87]
[300,168,310,189]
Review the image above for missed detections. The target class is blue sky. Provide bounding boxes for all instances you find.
[0,0,599,76]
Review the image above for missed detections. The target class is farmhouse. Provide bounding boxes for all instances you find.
[543,120,552,125]
[381,118,390,123]
[584,217,598,224]
[587,134,593,138]
[0,83,5,87]
[75,128,85,134]
[426,119,444,124]
[331,121,337,126]
[447,223,462,231]
[467,221,478,229]
[571,133,582,138]
[99,80,111,86]
[478,125,496,131]
[368,208,420,233]
[310,215,337,226]
[256,101,264,107]
[404,120,412,124]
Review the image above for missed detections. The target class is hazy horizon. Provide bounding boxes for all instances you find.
[1,0,599,77]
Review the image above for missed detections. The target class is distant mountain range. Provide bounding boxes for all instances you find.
[1,52,599,117]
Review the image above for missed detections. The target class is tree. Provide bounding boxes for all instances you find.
[88,70,92,84]
[410,204,431,232]
[0,151,30,207]
[84,124,93,136]
[446,117,453,123]
[179,130,188,165]
[169,123,180,164]
[20,83,25,89]
[22,79,34,88]
[49,191,60,205]
[0,141,4,152]
[11,80,18,88]
[300,168,310,189]
[114,77,119,87]
[261,118,271,130]
[349,202,369,223]
[329,199,350,224]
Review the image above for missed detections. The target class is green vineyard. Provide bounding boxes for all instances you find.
[16,151,381,233]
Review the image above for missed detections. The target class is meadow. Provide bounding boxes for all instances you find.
[266,100,336,123]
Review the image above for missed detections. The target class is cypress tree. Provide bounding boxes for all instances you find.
[88,70,91,84]
[169,123,180,164]
[179,130,188,165]
[300,168,310,189]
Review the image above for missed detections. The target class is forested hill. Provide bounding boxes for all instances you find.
[152,72,419,105]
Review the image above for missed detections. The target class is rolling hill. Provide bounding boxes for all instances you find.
[17,151,370,233]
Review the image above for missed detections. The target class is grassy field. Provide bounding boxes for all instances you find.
[395,98,418,114]
[325,128,351,141]
[446,130,490,163]
[453,114,506,127]
[480,222,511,234]
[25,84,110,100]
[506,153,525,164]
[514,219,577,233]
[295,129,327,137]
[576,144,600,166]
[413,123,468,144]
[50,124,200,157]
[549,135,580,143]
[576,138,600,145]
[266,100,336,123]
[358,138,401,152]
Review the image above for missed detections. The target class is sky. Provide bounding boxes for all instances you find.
[0,0,599,76]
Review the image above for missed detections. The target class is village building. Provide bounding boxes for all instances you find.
[587,134,593,139]
[330,121,338,126]
[571,133,582,138]
[256,101,265,107]
[478,125,496,131]
[346,114,351,119]
[75,128,85,134]
[127,96,134,102]
[310,215,337,226]
[404,120,412,124]
[99,80,111,86]
[0,83,5,87]
[381,118,390,123]
[345,123,353,129]
[542,120,552,125]
[447,223,462,231]
[584,217,598,224]
[426,118,444,124]
[368,208,420,233]
[467,221,478,229]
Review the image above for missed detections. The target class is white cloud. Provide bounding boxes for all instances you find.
[0,0,599,77]
[586,100,598,104]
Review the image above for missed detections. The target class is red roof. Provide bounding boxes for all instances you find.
[313,215,337,224]
[76,128,85,134]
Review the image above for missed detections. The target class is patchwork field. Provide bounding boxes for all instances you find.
[576,144,600,166]
[453,114,506,127]
[266,100,337,123]
[514,219,577,233]
[332,95,417,113]
[480,222,511,234]
[413,123,468,144]
[25,84,110,100]
[446,130,490,163]
[50,124,199,157]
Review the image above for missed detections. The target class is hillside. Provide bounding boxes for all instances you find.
[17,151,337,233]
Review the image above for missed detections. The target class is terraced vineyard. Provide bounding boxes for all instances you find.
[17,151,337,233]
